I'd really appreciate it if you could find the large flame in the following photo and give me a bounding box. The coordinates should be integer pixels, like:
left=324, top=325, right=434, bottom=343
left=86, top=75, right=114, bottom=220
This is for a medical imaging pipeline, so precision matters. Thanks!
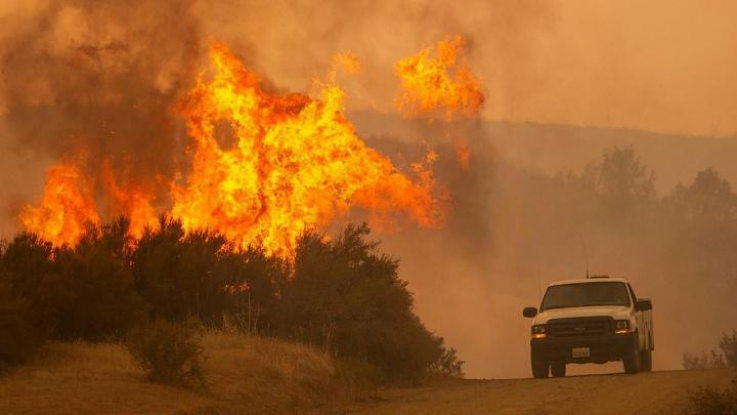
left=20, top=42, right=447, bottom=257
left=20, top=156, right=101, bottom=247
left=171, top=43, right=445, bottom=257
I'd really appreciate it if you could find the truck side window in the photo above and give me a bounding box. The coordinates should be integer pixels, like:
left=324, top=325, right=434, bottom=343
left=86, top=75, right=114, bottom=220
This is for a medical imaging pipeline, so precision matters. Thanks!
left=627, top=283, right=638, bottom=303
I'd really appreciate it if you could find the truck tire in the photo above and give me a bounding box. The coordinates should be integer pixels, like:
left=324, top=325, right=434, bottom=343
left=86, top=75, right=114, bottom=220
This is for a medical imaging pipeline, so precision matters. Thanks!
left=623, top=345, right=641, bottom=374
left=531, top=352, right=549, bottom=378
left=550, top=362, right=566, bottom=378
left=640, top=349, right=652, bottom=372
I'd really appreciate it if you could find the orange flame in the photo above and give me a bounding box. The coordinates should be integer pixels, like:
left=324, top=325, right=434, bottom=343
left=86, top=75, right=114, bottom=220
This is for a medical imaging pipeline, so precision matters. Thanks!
left=102, top=160, right=159, bottom=239
left=394, top=35, right=484, bottom=119
left=20, top=156, right=100, bottom=247
left=171, top=42, right=446, bottom=257
left=19, top=42, right=448, bottom=256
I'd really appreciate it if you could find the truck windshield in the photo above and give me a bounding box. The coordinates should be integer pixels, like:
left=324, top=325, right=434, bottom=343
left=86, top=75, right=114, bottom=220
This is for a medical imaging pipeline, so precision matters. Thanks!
left=540, top=282, right=630, bottom=311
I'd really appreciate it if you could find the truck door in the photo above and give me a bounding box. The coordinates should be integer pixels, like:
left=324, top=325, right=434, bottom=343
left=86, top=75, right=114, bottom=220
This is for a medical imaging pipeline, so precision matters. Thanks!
left=628, top=283, right=647, bottom=349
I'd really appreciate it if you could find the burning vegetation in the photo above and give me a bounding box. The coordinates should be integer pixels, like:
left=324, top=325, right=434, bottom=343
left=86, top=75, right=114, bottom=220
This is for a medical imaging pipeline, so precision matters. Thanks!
left=1, top=31, right=470, bottom=387
left=18, top=42, right=452, bottom=256
left=1, top=1, right=476, bottom=386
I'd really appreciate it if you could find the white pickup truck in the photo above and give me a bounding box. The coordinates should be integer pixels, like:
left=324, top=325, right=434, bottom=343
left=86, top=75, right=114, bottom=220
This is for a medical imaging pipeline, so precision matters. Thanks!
left=522, top=276, right=653, bottom=378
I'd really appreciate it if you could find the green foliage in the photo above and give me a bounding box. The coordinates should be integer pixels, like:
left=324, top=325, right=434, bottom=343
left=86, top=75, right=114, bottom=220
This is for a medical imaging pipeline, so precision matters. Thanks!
left=1, top=217, right=459, bottom=383
left=126, top=318, right=205, bottom=389
left=133, top=217, right=284, bottom=327
left=685, top=377, right=737, bottom=415
left=274, top=223, right=458, bottom=382
left=428, top=345, right=465, bottom=378
left=0, top=235, right=52, bottom=367
left=1, top=233, right=54, bottom=300
left=0, top=286, right=44, bottom=369
left=37, top=220, right=145, bottom=341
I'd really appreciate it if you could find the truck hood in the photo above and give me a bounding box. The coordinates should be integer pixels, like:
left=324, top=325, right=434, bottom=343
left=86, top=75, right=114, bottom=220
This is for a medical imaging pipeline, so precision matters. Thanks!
left=533, top=305, right=632, bottom=325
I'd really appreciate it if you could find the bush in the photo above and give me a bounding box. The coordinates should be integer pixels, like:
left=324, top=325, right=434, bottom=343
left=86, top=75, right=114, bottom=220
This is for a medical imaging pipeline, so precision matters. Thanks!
left=0, top=290, right=44, bottom=369
left=274, top=223, right=462, bottom=383
left=683, top=329, right=737, bottom=370
left=683, top=351, right=726, bottom=370
left=3, top=217, right=461, bottom=385
left=686, top=376, right=737, bottom=414
left=0, top=236, right=49, bottom=368
left=36, top=222, right=145, bottom=341
left=428, top=344, right=465, bottom=378
left=719, top=330, right=737, bottom=367
left=126, top=319, right=205, bottom=389
left=133, top=217, right=283, bottom=327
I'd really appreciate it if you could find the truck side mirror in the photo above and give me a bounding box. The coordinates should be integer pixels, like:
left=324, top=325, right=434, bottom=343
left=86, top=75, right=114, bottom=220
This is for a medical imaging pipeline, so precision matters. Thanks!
left=636, top=299, right=652, bottom=311
left=523, top=307, right=538, bottom=318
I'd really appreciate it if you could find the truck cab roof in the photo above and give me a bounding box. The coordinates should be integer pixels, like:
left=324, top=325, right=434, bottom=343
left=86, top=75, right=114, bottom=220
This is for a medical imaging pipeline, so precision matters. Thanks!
left=548, top=277, right=629, bottom=287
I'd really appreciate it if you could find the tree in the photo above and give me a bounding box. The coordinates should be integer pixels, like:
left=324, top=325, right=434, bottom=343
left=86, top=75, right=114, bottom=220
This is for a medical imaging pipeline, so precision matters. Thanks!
left=37, top=220, right=145, bottom=341
left=132, top=216, right=281, bottom=326
left=0, top=233, right=54, bottom=300
left=665, top=168, right=737, bottom=223
left=582, top=146, right=656, bottom=212
left=0, top=242, right=45, bottom=367
left=274, top=223, right=456, bottom=382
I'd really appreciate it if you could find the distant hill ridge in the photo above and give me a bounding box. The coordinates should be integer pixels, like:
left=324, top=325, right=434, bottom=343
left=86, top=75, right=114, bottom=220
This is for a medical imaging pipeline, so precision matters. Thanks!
left=352, top=111, right=737, bottom=194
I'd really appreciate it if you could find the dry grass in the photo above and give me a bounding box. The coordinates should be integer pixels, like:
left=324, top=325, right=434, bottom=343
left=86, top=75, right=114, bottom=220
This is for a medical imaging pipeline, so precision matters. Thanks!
left=0, top=330, right=353, bottom=414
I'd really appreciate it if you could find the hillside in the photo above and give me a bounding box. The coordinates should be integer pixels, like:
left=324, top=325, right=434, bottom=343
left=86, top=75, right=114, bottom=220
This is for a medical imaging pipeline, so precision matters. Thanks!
left=353, top=111, right=737, bottom=194
left=0, top=331, right=352, bottom=414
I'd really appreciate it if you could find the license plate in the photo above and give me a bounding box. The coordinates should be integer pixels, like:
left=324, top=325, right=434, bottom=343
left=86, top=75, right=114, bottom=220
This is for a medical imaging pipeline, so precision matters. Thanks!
left=572, top=347, right=590, bottom=358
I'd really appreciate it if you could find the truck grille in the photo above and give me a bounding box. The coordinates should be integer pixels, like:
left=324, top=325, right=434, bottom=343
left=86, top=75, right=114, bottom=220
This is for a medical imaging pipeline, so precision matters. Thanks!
left=547, top=317, right=612, bottom=338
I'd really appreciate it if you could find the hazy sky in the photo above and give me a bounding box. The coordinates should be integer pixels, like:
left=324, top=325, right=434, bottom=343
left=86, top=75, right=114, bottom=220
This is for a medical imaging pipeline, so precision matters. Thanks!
left=193, top=0, right=737, bottom=137
left=2, top=0, right=737, bottom=137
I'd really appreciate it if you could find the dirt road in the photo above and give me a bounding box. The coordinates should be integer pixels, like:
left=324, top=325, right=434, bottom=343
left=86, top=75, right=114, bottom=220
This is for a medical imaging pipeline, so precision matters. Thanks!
left=354, top=368, right=736, bottom=414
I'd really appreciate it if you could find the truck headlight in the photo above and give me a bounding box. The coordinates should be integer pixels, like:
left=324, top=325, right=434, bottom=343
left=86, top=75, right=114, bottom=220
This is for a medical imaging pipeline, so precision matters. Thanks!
left=531, top=324, right=547, bottom=339
left=614, top=320, right=633, bottom=334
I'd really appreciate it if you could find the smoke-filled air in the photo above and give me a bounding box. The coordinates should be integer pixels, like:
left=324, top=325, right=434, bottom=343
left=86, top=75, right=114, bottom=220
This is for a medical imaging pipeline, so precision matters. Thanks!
left=1, top=1, right=737, bottom=404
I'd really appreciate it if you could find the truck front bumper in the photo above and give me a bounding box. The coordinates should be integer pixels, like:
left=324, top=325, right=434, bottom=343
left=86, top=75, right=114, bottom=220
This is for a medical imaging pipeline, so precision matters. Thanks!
left=531, top=332, right=637, bottom=364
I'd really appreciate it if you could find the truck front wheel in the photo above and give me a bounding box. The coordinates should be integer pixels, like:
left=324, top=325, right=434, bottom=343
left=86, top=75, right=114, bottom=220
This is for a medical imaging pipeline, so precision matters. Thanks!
left=623, top=345, right=641, bottom=374
left=531, top=352, right=549, bottom=378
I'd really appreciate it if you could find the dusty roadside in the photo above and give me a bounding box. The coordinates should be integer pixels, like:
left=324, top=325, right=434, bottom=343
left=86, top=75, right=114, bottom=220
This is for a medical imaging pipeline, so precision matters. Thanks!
left=352, top=368, right=737, bottom=414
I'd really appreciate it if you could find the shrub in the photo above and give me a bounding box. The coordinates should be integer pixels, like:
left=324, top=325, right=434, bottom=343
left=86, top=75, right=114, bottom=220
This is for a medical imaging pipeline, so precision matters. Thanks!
left=0, top=235, right=49, bottom=368
left=683, top=351, right=726, bottom=370
left=428, top=344, right=465, bottom=378
left=719, top=330, right=737, bottom=367
left=274, top=223, right=462, bottom=383
left=683, top=329, right=737, bottom=370
left=133, top=217, right=282, bottom=327
left=0, top=233, right=54, bottom=300
left=0, top=289, right=44, bottom=369
left=36, top=222, right=145, bottom=341
left=126, top=318, right=205, bottom=389
left=686, top=376, right=737, bottom=415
